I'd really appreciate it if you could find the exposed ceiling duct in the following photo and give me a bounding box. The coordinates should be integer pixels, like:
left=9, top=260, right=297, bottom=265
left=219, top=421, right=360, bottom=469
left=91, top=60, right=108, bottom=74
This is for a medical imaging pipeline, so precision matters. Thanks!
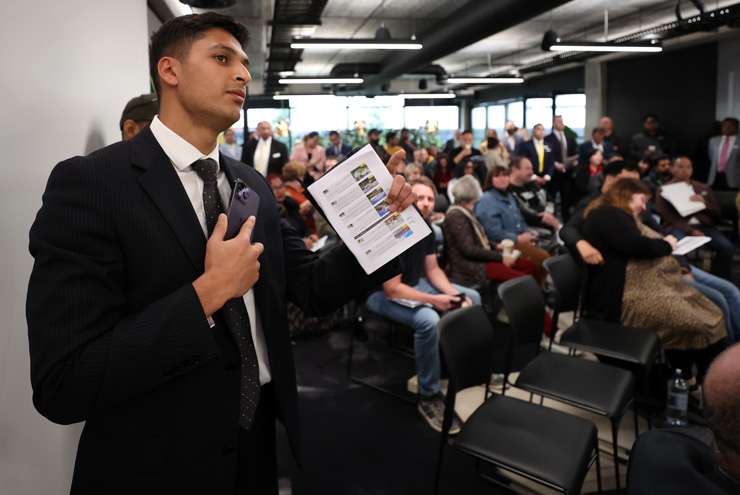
left=516, top=1, right=740, bottom=76
left=360, top=0, right=573, bottom=92
left=264, top=0, right=329, bottom=94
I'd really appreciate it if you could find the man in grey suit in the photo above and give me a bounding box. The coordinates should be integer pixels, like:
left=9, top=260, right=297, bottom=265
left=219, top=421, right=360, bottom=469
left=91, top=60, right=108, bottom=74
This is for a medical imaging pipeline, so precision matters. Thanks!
left=708, top=117, right=739, bottom=190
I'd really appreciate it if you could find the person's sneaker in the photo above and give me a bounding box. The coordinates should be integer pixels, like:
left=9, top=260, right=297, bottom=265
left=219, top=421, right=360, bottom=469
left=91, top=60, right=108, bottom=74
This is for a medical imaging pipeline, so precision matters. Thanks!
left=418, top=393, right=461, bottom=435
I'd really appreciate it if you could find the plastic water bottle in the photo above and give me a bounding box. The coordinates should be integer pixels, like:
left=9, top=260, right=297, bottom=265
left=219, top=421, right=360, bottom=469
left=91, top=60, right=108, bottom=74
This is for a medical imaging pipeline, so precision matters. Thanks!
left=665, top=369, right=689, bottom=426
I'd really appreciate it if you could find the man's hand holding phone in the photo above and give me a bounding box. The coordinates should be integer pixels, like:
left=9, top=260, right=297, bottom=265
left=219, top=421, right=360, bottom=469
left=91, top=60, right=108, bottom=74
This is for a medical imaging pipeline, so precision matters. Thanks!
left=193, top=214, right=264, bottom=318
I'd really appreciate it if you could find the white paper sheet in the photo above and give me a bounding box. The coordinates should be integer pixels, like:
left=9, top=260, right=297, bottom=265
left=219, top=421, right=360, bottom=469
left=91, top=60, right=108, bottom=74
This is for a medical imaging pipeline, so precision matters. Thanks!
left=660, top=182, right=706, bottom=217
left=309, top=235, right=328, bottom=253
left=672, top=236, right=711, bottom=256
left=307, top=144, right=432, bottom=274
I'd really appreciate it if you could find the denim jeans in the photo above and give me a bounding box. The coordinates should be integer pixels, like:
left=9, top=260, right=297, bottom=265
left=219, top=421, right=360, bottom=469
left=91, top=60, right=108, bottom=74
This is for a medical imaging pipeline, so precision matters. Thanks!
left=686, top=266, right=740, bottom=343
left=366, top=278, right=481, bottom=397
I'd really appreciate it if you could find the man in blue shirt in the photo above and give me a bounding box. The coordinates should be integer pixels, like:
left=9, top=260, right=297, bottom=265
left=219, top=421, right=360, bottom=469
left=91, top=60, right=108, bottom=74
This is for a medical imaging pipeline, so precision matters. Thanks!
left=475, top=162, right=550, bottom=282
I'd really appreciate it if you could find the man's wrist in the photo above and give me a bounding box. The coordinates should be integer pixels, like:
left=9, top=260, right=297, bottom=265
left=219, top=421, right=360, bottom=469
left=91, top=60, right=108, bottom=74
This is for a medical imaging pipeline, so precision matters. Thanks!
left=192, top=273, right=227, bottom=318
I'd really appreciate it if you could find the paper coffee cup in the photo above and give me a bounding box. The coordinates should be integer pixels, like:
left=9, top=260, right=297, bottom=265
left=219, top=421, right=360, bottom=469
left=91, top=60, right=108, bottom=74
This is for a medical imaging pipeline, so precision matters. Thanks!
left=501, top=239, right=514, bottom=255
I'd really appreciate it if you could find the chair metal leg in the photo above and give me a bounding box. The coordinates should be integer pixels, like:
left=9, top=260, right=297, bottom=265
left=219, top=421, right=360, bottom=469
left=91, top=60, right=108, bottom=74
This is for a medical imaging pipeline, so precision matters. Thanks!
left=633, top=397, right=640, bottom=439
left=433, top=431, right=447, bottom=495
left=612, top=420, right=621, bottom=492
left=595, top=447, right=603, bottom=494
left=528, top=392, right=534, bottom=403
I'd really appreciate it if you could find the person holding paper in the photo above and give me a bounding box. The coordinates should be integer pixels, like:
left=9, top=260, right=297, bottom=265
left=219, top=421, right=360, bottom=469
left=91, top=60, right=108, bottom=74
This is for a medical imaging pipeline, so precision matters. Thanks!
left=656, top=156, right=733, bottom=280
left=366, top=177, right=481, bottom=434
left=26, top=12, right=416, bottom=493
left=583, top=179, right=726, bottom=385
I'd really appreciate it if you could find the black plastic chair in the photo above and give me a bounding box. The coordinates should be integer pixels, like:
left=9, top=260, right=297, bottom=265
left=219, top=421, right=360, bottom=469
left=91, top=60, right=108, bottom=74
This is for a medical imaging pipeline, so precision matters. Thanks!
left=346, top=304, right=417, bottom=404
left=543, top=254, right=661, bottom=369
left=498, top=276, right=635, bottom=491
left=545, top=254, right=662, bottom=431
left=434, top=306, right=602, bottom=495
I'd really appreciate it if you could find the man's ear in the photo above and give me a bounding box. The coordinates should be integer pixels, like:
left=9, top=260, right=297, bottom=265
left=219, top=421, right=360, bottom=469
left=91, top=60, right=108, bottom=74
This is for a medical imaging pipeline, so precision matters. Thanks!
left=122, top=120, right=140, bottom=141
left=157, top=56, right=180, bottom=89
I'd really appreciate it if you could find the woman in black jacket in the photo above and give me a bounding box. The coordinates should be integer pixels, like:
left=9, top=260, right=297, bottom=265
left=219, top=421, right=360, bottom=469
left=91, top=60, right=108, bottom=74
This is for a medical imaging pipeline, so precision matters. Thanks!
left=583, top=178, right=726, bottom=382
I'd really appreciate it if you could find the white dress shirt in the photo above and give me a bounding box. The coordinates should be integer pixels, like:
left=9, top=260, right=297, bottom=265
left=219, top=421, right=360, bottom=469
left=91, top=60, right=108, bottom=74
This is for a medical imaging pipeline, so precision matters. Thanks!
left=149, top=116, right=271, bottom=385
left=254, top=137, right=271, bottom=176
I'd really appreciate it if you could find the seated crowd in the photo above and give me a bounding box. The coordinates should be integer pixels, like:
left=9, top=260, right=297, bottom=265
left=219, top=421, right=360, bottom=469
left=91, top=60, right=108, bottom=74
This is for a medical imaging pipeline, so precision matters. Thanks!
left=232, top=115, right=740, bottom=490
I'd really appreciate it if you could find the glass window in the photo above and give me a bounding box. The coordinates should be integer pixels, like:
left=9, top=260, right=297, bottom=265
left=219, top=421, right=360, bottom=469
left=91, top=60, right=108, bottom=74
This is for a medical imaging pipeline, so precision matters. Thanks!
left=555, top=93, right=586, bottom=141
left=404, top=105, right=459, bottom=147
left=487, top=105, right=506, bottom=138
left=245, top=108, right=291, bottom=146
left=506, top=100, right=524, bottom=129
left=525, top=97, right=553, bottom=132
left=471, top=106, right=487, bottom=147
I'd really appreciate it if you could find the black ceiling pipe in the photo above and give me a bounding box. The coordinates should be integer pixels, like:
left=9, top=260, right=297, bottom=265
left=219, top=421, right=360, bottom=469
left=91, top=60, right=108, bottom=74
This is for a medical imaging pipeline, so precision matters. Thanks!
left=362, top=0, right=572, bottom=91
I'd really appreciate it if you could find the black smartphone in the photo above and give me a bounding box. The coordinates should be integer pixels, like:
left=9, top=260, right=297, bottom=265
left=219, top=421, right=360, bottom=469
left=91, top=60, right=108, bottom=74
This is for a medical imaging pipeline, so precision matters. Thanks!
left=448, top=294, right=464, bottom=310
left=225, top=179, right=260, bottom=240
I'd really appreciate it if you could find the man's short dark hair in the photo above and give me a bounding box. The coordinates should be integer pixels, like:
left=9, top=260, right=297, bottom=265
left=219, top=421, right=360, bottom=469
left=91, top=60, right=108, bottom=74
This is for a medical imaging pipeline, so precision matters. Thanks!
left=329, top=130, right=339, bottom=137
left=592, top=127, right=605, bottom=135
left=509, top=156, right=527, bottom=170
left=149, top=12, right=248, bottom=95
left=385, top=131, right=397, bottom=142
left=643, top=114, right=658, bottom=123
left=723, top=117, right=739, bottom=127
left=461, top=129, right=473, bottom=135
left=604, top=160, right=639, bottom=177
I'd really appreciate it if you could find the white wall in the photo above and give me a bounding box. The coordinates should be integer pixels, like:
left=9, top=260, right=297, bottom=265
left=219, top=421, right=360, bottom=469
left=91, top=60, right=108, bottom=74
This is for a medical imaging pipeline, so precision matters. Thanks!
left=0, top=1, right=150, bottom=493
left=716, top=34, right=740, bottom=120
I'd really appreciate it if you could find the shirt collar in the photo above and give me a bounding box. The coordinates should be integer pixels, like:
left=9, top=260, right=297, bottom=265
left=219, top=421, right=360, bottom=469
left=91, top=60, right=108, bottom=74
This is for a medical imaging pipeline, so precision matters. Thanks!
left=149, top=115, right=220, bottom=173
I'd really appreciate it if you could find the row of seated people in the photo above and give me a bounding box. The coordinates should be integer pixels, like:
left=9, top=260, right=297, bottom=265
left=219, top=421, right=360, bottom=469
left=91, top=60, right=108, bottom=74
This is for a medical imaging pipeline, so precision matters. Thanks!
left=270, top=151, right=740, bottom=434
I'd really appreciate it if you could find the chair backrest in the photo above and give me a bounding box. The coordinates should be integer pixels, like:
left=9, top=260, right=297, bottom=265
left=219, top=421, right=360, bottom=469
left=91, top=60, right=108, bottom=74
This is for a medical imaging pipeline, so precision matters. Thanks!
left=543, top=254, right=583, bottom=314
left=438, top=306, right=494, bottom=396
left=497, top=276, right=544, bottom=363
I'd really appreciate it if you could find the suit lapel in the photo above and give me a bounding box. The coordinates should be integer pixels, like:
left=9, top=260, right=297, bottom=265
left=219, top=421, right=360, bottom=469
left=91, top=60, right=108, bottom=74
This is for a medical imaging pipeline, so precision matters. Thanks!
left=132, top=128, right=206, bottom=273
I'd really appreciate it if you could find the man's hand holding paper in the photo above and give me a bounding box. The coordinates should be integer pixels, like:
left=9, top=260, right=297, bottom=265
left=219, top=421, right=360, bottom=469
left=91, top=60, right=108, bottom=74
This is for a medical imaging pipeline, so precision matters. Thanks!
left=307, top=145, right=432, bottom=274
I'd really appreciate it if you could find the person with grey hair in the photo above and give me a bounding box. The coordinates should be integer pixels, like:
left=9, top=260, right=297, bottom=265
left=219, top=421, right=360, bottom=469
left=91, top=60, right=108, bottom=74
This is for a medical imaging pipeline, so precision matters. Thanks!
left=442, top=175, right=537, bottom=288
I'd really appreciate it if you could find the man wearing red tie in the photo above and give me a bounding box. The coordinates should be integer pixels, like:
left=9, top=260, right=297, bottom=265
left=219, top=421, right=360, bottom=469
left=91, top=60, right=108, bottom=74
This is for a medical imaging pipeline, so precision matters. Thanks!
left=709, top=117, right=739, bottom=190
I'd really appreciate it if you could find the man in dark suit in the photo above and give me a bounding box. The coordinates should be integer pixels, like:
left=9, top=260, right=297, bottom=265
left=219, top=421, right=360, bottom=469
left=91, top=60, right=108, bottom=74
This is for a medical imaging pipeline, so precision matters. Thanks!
left=325, top=130, right=352, bottom=160
left=578, top=126, right=613, bottom=166
left=517, top=123, right=555, bottom=186
left=26, top=13, right=413, bottom=494
left=545, top=115, right=579, bottom=219
left=241, top=120, right=288, bottom=176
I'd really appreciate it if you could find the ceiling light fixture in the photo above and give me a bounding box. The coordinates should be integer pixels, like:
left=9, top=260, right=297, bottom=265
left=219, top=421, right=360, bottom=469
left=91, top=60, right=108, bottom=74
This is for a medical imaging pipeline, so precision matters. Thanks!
left=290, top=39, right=422, bottom=50
left=278, top=77, right=364, bottom=85
left=446, top=77, right=524, bottom=84
left=401, top=93, right=456, bottom=100
left=273, top=94, right=336, bottom=100
left=541, top=29, right=663, bottom=53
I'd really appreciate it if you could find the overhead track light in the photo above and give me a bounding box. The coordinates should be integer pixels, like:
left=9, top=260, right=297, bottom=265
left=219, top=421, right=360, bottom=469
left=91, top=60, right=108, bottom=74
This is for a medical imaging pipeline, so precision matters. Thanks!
left=278, top=77, right=364, bottom=85
left=446, top=77, right=524, bottom=84
left=290, top=39, right=422, bottom=50
left=401, top=93, right=456, bottom=100
left=541, top=29, right=663, bottom=53
left=273, top=94, right=336, bottom=100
